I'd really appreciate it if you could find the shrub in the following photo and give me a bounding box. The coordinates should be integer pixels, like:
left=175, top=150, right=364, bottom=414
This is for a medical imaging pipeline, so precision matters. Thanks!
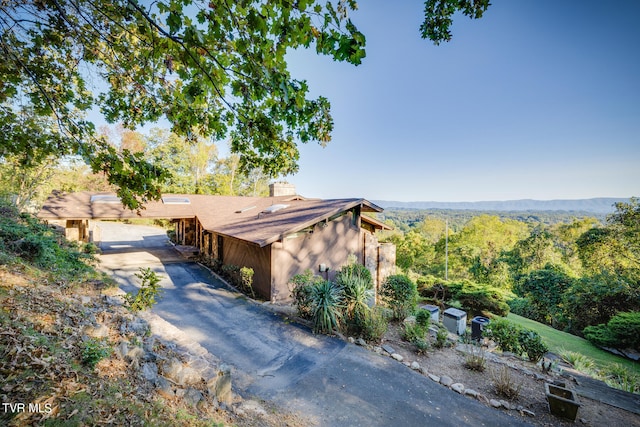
left=558, top=349, right=597, bottom=375
left=603, top=363, right=640, bottom=394
left=360, top=306, right=389, bottom=343
left=221, top=264, right=256, bottom=297
left=584, top=311, right=640, bottom=351
left=420, top=279, right=510, bottom=317
left=491, top=365, right=522, bottom=400
left=507, top=297, right=542, bottom=321
left=239, top=266, right=255, bottom=297
left=310, top=281, right=343, bottom=334
left=402, top=322, right=429, bottom=353
left=337, top=262, right=374, bottom=330
left=518, top=330, right=548, bottom=363
left=335, top=262, right=373, bottom=290
left=433, top=324, right=449, bottom=349
left=457, top=288, right=510, bottom=317
left=485, top=317, right=522, bottom=354
left=415, top=308, right=432, bottom=328
left=464, top=341, right=487, bottom=372
left=380, top=274, right=418, bottom=320
left=124, top=268, right=163, bottom=312
left=289, top=270, right=324, bottom=319
left=82, top=338, right=112, bottom=368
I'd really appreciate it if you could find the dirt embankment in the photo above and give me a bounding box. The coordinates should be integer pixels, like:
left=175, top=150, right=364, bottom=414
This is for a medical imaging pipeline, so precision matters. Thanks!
left=0, top=266, right=308, bottom=426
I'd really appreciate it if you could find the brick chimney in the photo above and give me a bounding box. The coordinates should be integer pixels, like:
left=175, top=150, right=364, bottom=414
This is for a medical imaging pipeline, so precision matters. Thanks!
left=269, top=182, right=296, bottom=197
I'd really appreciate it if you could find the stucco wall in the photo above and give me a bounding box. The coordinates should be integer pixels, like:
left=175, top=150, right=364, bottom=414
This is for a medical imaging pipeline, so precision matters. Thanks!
left=270, top=213, right=361, bottom=302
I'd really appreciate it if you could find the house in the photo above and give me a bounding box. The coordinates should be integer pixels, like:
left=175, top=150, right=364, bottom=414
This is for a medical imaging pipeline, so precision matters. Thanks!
left=37, top=184, right=396, bottom=301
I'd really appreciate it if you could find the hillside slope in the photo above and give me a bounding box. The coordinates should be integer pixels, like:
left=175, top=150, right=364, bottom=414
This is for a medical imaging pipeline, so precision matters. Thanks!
left=373, top=197, right=629, bottom=214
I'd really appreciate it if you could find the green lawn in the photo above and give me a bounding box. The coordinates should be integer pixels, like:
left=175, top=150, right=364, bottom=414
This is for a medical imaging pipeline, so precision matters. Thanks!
left=507, top=313, right=640, bottom=376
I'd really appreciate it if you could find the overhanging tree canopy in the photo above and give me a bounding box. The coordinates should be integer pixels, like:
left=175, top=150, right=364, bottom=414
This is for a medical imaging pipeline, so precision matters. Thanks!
left=1, top=0, right=488, bottom=209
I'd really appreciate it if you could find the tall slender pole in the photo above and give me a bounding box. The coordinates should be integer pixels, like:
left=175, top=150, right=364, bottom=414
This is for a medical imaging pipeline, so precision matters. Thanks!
left=445, top=219, right=449, bottom=281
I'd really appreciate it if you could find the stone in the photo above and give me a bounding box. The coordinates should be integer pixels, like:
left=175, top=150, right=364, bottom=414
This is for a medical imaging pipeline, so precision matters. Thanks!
left=382, top=345, right=395, bottom=355
left=162, top=358, right=185, bottom=384
left=410, top=361, right=420, bottom=370
left=355, top=338, right=367, bottom=347
left=115, top=341, right=129, bottom=359
left=373, top=346, right=383, bottom=354
left=142, top=362, right=158, bottom=382
left=428, top=374, right=440, bottom=383
left=84, top=323, right=109, bottom=338
left=179, top=366, right=203, bottom=386
left=237, top=400, right=267, bottom=417
left=80, top=295, right=92, bottom=305
left=126, top=346, right=145, bottom=363
left=348, top=337, right=355, bottom=344
left=129, top=318, right=148, bottom=335
left=439, top=375, right=453, bottom=387
left=521, top=409, right=535, bottom=417
left=214, top=364, right=232, bottom=405
left=490, top=399, right=502, bottom=408
left=419, top=367, right=429, bottom=376
left=143, top=337, right=156, bottom=353
left=154, top=376, right=174, bottom=398
left=451, top=383, right=465, bottom=394
left=391, top=353, right=404, bottom=362
left=183, top=388, right=203, bottom=406
left=464, top=389, right=478, bottom=398
left=499, top=400, right=512, bottom=410
left=476, top=394, right=489, bottom=404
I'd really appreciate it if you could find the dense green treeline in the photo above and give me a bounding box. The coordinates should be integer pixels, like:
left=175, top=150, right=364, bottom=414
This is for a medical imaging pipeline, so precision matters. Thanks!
left=379, top=200, right=640, bottom=353
left=0, top=126, right=271, bottom=210
left=378, top=208, right=607, bottom=232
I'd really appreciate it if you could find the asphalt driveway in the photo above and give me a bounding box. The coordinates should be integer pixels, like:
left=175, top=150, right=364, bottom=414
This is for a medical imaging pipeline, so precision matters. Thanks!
left=97, top=222, right=530, bottom=426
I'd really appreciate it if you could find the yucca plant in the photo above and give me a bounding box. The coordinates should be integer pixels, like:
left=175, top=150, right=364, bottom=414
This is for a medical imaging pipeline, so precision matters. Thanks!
left=310, top=280, right=343, bottom=334
left=336, top=263, right=374, bottom=328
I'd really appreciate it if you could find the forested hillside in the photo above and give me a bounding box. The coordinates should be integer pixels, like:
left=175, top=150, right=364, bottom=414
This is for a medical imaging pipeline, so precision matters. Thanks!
left=374, top=198, right=627, bottom=214
left=377, top=208, right=607, bottom=233
left=377, top=198, right=640, bottom=360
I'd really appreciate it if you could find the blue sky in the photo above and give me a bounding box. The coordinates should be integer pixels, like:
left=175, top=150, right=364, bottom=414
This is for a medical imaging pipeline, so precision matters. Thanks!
left=283, top=1, right=640, bottom=202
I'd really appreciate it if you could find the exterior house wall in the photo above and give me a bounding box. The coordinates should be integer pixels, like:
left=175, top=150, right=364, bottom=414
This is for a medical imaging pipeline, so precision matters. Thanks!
left=175, top=218, right=197, bottom=246
left=378, top=242, right=396, bottom=287
left=65, top=219, right=89, bottom=242
left=219, top=236, right=272, bottom=299
left=363, top=230, right=379, bottom=288
left=270, top=213, right=362, bottom=302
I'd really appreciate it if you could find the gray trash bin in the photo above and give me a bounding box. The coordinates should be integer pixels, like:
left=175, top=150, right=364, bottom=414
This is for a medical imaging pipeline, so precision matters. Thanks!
left=443, top=308, right=467, bottom=335
left=471, top=316, right=490, bottom=340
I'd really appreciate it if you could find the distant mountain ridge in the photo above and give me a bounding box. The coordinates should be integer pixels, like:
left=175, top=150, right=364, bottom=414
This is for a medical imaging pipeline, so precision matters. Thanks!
left=372, top=198, right=630, bottom=214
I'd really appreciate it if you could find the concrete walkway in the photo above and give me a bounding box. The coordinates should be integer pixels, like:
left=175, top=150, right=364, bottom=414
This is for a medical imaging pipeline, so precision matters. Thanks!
left=97, top=222, right=531, bottom=426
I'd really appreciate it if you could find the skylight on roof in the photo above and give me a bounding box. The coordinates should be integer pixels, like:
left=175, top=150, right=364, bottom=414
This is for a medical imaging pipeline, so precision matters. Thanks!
left=236, top=205, right=256, bottom=213
left=162, top=196, right=190, bottom=205
left=262, top=204, right=289, bottom=214
left=90, top=195, right=121, bottom=204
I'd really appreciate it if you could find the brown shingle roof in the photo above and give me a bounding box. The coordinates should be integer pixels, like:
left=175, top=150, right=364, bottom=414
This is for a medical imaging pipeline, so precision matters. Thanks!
left=38, top=191, right=385, bottom=247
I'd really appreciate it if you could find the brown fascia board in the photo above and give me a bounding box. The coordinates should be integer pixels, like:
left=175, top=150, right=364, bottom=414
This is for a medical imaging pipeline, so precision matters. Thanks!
left=361, top=214, right=393, bottom=231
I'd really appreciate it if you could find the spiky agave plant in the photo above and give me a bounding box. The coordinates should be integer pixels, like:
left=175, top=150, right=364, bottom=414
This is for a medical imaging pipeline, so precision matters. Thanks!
left=336, top=263, right=374, bottom=327
left=310, top=280, right=344, bottom=334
